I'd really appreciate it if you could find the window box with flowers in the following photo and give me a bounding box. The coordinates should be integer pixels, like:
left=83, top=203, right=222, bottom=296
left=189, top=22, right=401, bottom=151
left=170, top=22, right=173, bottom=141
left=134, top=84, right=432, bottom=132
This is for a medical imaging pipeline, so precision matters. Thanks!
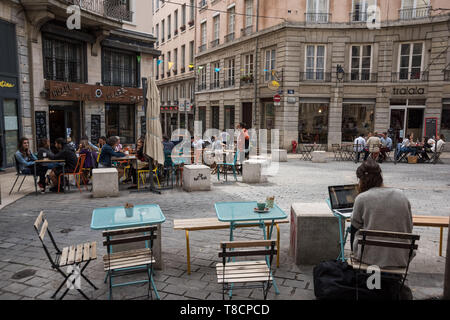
left=240, top=74, right=254, bottom=84
left=180, top=25, right=186, bottom=31
left=188, top=20, right=194, bottom=27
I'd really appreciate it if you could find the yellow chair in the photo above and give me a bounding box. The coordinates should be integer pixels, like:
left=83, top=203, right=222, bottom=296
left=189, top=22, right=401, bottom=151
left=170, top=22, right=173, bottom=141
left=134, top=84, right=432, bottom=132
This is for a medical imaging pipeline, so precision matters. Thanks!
left=137, top=167, right=160, bottom=190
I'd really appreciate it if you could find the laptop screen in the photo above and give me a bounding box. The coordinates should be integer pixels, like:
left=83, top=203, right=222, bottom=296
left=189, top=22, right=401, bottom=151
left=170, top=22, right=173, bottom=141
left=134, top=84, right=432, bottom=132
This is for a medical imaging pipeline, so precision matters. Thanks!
left=328, top=184, right=358, bottom=210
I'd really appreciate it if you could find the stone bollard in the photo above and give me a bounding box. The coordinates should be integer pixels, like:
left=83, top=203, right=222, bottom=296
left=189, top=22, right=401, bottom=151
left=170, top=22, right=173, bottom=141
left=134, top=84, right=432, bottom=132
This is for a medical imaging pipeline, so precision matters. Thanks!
left=290, top=203, right=341, bottom=265
left=311, top=151, right=327, bottom=163
left=271, top=149, right=288, bottom=162
left=92, top=168, right=119, bottom=198
left=183, top=165, right=211, bottom=192
left=243, top=160, right=268, bottom=183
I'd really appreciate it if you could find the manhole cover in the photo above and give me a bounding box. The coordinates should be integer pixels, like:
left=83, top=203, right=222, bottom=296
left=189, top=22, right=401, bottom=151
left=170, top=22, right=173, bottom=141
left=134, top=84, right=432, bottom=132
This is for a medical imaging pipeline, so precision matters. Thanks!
left=12, top=269, right=36, bottom=280
left=60, top=228, right=73, bottom=234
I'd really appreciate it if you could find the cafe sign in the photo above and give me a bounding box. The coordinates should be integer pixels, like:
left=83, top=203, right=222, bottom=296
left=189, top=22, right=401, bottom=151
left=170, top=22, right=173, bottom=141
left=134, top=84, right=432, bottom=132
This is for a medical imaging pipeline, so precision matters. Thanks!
left=392, top=86, right=426, bottom=95
left=45, top=80, right=144, bottom=103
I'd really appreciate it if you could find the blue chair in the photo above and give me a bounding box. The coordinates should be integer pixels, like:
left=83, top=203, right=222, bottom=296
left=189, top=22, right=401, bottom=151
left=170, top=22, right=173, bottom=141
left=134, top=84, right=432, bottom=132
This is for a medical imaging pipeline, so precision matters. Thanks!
left=217, top=150, right=239, bottom=182
left=9, top=155, right=36, bottom=195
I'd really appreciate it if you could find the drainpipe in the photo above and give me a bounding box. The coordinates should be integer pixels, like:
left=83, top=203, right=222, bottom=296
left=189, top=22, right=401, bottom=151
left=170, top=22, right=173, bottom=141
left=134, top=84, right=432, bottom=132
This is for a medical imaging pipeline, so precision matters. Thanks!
left=253, top=0, right=259, bottom=129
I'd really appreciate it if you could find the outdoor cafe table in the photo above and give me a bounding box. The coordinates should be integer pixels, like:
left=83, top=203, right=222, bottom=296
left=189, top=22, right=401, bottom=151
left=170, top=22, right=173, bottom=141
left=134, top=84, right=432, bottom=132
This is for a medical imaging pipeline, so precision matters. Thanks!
left=112, top=154, right=137, bottom=182
left=214, top=201, right=288, bottom=295
left=33, top=159, right=65, bottom=195
left=90, top=204, right=166, bottom=299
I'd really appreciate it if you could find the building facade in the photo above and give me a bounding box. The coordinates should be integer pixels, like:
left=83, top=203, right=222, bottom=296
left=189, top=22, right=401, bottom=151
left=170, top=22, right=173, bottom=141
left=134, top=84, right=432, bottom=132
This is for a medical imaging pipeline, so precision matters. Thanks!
left=0, top=0, right=160, bottom=168
left=194, top=0, right=450, bottom=150
left=153, top=0, right=196, bottom=137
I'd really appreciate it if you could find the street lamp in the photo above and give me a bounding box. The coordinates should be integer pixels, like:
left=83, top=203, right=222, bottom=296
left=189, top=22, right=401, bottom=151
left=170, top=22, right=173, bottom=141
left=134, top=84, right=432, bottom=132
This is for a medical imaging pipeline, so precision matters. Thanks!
left=336, top=64, right=345, bottom=82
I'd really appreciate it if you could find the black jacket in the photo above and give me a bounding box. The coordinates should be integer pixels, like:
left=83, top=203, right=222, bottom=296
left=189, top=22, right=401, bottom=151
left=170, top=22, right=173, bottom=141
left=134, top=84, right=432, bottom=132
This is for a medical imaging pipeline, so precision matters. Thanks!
left=51, top=145, right=78, bottom=172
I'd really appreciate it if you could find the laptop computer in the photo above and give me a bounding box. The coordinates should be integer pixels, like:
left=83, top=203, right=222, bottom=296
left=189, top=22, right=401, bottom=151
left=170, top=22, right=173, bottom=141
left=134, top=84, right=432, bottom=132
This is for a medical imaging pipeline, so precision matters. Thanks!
left=328, top=184, right=358, bottom=218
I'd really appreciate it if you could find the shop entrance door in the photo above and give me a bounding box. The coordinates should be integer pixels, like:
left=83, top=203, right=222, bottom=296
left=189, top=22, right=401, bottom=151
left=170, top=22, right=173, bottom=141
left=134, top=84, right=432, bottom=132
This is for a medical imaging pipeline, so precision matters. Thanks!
left=389, top=106, right=424, bottom=141
left=49, top=105, right=80, bottom=145
left=242, top=102, right=252, bottom=129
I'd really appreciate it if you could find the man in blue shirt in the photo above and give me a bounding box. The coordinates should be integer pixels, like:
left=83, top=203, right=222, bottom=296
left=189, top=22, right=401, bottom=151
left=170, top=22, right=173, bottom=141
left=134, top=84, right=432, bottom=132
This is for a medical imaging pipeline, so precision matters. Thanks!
left=379, top=132, right=393, bottom=162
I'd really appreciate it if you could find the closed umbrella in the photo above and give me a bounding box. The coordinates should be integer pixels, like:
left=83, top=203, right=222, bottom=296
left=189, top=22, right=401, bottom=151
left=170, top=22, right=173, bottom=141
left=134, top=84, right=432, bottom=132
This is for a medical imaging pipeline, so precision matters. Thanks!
left=144, top=77, right=164, bottom=165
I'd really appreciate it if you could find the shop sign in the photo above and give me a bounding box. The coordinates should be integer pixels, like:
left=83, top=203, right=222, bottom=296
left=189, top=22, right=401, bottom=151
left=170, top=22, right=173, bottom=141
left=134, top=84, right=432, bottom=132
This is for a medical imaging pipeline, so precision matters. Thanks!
left=392, top=87, right=425, bottom=95
left=0, top=77, right=18, bottom=94
left=45, top=80, right=144, bottom=103
left=0, top=80, right=15, bottom=88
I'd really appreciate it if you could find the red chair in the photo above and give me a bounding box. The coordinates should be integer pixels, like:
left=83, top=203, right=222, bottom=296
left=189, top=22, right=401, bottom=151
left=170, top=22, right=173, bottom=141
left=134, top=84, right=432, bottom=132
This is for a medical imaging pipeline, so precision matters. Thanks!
left=58, top=154, right=88, bottom=193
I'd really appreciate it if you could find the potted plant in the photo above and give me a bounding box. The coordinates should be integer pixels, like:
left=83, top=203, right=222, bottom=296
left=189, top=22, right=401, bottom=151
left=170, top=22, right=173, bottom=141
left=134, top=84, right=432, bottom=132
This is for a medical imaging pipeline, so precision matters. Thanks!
left=180, top=25, right=186, bottom=31
left=188, top=20, right=194, bottom=27
left=124, top=203, right=134, bottom=217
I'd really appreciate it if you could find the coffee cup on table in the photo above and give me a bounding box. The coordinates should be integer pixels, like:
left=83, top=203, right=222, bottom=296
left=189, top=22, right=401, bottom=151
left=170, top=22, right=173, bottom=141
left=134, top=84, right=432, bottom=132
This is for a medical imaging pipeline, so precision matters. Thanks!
left=257, top=202, right=266, bottom=211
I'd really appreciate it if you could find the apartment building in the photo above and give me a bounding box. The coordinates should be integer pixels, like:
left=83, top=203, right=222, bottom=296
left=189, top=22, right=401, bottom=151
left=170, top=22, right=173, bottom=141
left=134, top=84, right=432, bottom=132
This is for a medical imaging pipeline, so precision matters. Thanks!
left=194, top=0, right=450, bottom=150
left=0, top=0, right=160, bottom=167
left=153, top=0, right=196, bottom=137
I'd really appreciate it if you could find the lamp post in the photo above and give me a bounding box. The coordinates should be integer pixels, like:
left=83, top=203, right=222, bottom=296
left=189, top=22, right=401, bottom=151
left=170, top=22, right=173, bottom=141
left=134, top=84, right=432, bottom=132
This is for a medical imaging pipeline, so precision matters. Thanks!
left=336, top=64, right=345, bottom=82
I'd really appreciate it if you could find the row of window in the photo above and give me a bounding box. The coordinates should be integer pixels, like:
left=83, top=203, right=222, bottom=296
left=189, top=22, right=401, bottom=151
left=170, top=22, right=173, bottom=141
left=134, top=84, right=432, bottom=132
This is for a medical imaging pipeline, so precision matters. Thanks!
left=43, top=34, right=139, bottom=87
left=159, top=82, right=195, bottom=105
left=197, top=42, right=428, bottom=89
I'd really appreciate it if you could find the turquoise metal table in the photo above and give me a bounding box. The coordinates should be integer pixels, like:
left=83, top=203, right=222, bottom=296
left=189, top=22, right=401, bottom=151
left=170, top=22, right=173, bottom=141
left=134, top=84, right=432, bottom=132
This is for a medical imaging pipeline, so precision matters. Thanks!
left=91, top=204, right=166, bottom=299
left=214, top=201, right=288, bottom=296
left=326, top=198, right=352, bottom=262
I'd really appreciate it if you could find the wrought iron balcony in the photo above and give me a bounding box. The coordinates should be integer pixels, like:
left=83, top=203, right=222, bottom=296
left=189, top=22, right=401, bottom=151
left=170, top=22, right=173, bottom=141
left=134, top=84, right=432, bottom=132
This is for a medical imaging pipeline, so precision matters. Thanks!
left=299, top=72, right=331, bottom=82
left=199, top=0, right=207, bottom=8
left=224, top=79, right=235, bottom=88
left=241, top=26, right=253, bottom=37
left=65, top=0, right=133, bottom=21
left=399, top=6, right=431, bottom=20
left=181, top=67, right=186, bottom=73
left=349, top=11, right=368, bottom=23
left=240, top=75, right=254, bottom=85
left=344, top=72, right=378, bottom=83
left=210, top=39, right=219, bottom=48
left=391, top=71, right=429, bottom=82
left=224, top=32, right=235, bottom=43
left=210, top=81, right=221, bottom=89
left=198, top=44, right=207, bottom=53
left=305, top=12, right=331, bottom=23
left=198, top=83, right=207, bottom=91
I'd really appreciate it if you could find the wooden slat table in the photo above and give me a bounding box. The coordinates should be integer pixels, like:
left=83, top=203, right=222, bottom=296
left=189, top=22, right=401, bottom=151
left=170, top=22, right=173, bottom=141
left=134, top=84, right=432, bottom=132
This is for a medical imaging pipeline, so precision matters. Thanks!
left=413, top=215, right=449, bottom=256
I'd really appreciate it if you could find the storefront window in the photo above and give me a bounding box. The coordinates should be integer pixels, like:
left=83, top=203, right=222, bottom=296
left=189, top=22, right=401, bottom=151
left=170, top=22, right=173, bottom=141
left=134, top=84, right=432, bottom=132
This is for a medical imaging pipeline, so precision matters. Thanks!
left=298, top=103, right=328, bottom=144
left=3, top=99, right=19, bottom=167
left=442, top=104, right=450, bottom=139
left=342, top=104, right=375, bottom=142
left=105, top=104, right=135, bottom=144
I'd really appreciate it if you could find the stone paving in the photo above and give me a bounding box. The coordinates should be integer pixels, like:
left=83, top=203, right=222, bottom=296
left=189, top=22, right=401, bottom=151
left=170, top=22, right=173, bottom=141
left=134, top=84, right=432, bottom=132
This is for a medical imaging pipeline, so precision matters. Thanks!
left=0, top=158, right=448, bottom=300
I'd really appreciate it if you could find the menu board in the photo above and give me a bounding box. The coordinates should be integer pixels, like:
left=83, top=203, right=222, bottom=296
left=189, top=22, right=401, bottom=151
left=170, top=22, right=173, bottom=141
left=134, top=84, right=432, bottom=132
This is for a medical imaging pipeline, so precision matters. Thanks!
left=425, top=117, right=437, bottom=139
left=90, top=115, right=101, bottom=144
left=141, top=116, right=146, bottom=136
left=35, top=111, right=47, bottom=140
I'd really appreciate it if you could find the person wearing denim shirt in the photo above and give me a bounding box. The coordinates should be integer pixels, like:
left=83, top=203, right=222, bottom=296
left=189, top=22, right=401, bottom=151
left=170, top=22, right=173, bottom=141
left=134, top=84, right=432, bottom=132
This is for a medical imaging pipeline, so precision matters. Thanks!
left=15, top=137, right=47, bottom=192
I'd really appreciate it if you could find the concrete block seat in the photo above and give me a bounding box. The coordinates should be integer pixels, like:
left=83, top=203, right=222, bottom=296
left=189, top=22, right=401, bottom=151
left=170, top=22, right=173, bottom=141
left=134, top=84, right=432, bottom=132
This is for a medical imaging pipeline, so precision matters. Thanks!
left=311, top=151, right=328, bottom=163
left=289, top=203, right=341, bottom=265
left=92, top=168, right=119, bottom=198
left=183, top=165, right=211, bottom=192
left=271, top=149, right=288, bottom=162
left=242, top=159, right=269, bottom=183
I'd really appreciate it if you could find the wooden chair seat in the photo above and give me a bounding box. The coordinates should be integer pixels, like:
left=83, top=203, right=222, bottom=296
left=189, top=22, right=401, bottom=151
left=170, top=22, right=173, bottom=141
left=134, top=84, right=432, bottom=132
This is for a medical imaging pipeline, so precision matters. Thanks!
left=216, top=260, right=272, bottom=283
left=348, top=255, right=406, bottom=275
left=103, top=248, right=155, bottom=271
left=59, top=242, right=97, bottom=267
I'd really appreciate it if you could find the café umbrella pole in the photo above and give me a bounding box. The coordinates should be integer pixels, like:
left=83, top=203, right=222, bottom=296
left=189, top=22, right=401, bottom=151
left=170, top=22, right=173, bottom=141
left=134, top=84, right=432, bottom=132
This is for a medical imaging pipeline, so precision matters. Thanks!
left=131, top=77, right=161, bottom=194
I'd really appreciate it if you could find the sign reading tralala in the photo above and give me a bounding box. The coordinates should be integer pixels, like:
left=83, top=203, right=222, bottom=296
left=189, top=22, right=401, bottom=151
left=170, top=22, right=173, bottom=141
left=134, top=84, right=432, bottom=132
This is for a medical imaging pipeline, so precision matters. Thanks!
left=392, top=87, right=426, bottom=95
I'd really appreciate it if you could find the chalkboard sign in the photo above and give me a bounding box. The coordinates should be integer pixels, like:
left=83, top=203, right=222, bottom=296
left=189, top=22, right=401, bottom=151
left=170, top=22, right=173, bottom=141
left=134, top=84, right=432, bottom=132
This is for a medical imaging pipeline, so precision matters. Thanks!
left=35, top=111, right=47, bottom=140
left=425, top=117, right=438, bottom=139
left=141, top=116, right=146, bottom=136
left=90, top=115, right=101, bottom=144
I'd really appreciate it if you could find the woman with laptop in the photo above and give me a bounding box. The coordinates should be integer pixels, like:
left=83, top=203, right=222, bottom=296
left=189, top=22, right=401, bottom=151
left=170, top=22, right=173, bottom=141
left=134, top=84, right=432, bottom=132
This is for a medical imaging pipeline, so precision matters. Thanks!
left=350, top=159, right=414, bottom=268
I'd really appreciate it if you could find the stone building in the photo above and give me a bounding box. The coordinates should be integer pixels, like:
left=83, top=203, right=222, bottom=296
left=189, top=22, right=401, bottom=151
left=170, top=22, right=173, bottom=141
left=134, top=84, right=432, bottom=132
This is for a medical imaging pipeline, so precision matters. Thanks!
left=194, top=0, right=450, bottom=150
left=0, top=0, right=160, bottom=167
left=152, top=0, right=196, bottom=137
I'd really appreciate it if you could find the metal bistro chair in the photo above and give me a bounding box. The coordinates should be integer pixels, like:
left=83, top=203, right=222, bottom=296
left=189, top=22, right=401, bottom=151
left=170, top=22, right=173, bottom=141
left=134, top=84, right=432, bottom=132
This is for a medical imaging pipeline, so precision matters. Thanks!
left=349, top=229, right=420, bottom=300
left=332, top=144, right=343, bottom=161
left=57, top=154, right=87, bottom=193
left=431, top=143, right=445, bottom=164
left=33, top=211, right=98, bottom=300
left=216, top=240, right=277, bottom=300
left=217, top=150, right=239, bottom=182
left=9, top=155, right=36, bottom=195
left=103, top=226, right=159, bottom=300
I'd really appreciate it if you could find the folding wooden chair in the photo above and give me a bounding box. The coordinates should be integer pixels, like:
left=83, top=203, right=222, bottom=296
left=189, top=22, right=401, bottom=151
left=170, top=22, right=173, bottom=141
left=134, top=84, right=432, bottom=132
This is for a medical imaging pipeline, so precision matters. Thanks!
left=33, top=211, right=97, bottom=300
left=216, top=240, right=277, bottom=300
left=103, top=226, right=159, bottom=300
left=349, top=229, right=419, bottom=300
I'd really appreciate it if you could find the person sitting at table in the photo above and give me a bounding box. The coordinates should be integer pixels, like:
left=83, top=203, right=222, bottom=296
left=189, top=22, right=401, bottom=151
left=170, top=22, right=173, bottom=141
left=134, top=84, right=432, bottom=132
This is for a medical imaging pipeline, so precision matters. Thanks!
left=379, top=132, right=393, bottom=162
left=78, top=135, right=99, bottom=152
left=363, top=132, right=381, bottom=161
left=396, top=133, right=417, bottom=161
left=350, top=159, right=414, bottom=268
left=66, top=136, right=77, bottom=152
left=48, top=138, right=79, bottom=192
left=129, top=137, right=151, bottom=188
left=353, top=133, right=366, bottom=163
left=431, top=134, right=445, bottom=153
left=78, top=139, right=98, bottom=183
left=98, top=136, right=126, bottom=171
left=98, top=136, right=107, bottom=149
left=162, top=135, right=175, bottom=153
left=15, top=137, right=47, bottom=193
left=114, top=136, right=123, bottom=152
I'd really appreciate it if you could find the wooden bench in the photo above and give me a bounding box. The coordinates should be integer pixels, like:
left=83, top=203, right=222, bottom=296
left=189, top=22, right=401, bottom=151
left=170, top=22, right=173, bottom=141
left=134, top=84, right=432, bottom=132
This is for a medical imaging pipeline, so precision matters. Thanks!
left=173, top=217, right=289, bottom=274
left=413, top=215, right=449, bottom=257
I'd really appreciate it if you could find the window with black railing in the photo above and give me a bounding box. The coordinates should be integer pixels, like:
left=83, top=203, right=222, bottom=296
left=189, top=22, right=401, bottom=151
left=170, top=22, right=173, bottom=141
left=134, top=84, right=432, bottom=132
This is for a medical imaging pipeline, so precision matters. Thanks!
left=102, top=47, right=138, bottom=87
left=43, top=35, right=85, bottom=83
left=444, top=70, right=450, bottom=81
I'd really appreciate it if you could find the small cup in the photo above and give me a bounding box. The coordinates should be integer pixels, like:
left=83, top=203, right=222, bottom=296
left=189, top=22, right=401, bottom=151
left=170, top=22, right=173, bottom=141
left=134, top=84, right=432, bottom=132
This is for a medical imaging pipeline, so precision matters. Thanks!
left=257, top=202, right=266, bottom=211
left=125, top=207, right=134, bottom=217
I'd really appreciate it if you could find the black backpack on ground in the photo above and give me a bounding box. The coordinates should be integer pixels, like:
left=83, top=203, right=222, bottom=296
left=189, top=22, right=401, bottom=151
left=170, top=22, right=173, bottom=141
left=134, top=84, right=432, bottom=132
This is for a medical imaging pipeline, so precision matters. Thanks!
left=313, top=260, right=412, bottom=300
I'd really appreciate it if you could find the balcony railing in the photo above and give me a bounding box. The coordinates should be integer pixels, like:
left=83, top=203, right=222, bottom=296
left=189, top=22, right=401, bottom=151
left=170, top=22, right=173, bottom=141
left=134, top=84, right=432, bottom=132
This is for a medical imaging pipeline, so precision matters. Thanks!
left=174, top=29, right=178, bottom=36
left=65, top=0, right=133, bottom=21
left=399, top=6, right=431, bottom=20
left=299, top=72, right=332, bottom=82
left=241, top=25, right=253, bottom=37
left=391, top=71, right=429, bottom=82
left=198, top=83, right=207, bottom=91
left=180, top=25, right=186, bottom=32
left=173, top=69, right=178, bottom=75
left=199, top=0, right=207, bottom=8
left=305, top=12, right=331, bottom=23
left=444, top=70, right=450, bottom=81
left=349, top=11, right=368, bottom=23
left=224, top=32, right=235, bottom=43
left=198, top=44, right=207, bottom=53
left=344, top=72, right=378, bottom=83
left=210, top=39, right=219, bottom=48
left=240, top=75, right=254, bottom=85
left=224, top=79, right=235, bottom=88
left=210, top=81, right=221, bottom=89
left=181, top=67, right=186, bottom=73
